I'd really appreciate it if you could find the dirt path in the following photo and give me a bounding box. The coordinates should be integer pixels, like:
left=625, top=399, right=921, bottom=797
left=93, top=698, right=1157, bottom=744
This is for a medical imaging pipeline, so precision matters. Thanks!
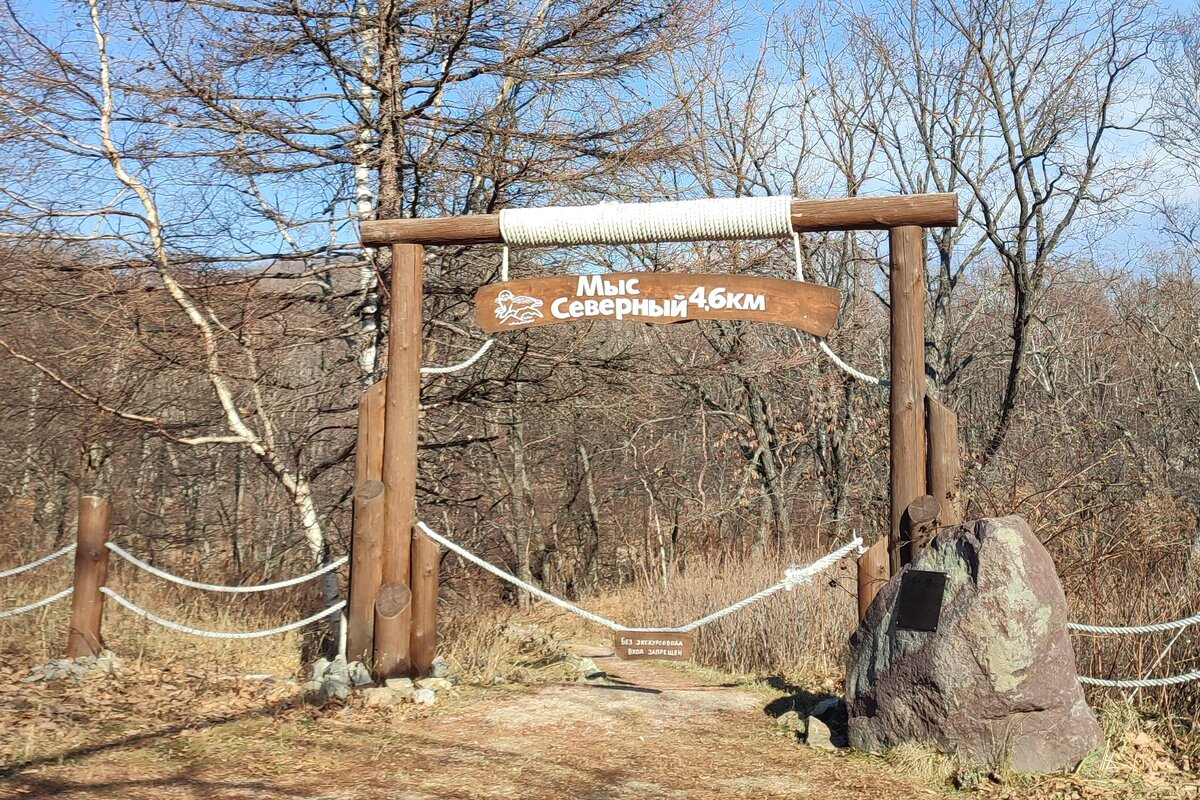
left=0, top=648, right=939, bottom=800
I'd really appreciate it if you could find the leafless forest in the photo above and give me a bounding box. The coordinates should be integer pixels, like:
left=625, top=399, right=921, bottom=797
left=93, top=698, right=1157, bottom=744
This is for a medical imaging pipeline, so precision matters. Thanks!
left=0, top=0, right=1197, bottom=707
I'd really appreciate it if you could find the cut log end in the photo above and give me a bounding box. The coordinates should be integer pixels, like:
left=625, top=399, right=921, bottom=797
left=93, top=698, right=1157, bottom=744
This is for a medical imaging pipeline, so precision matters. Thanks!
left=375, top=581, right=412, bottom=619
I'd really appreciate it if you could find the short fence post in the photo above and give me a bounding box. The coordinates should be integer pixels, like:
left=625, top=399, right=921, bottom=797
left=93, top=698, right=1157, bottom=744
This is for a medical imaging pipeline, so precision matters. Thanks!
left=410, top=527, right=439, bottom=676
left=65, top=495, right=111, bottom=658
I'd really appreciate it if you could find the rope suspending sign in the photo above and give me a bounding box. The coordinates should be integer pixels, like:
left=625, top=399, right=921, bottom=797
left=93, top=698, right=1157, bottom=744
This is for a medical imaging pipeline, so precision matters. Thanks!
left=416, top=520, right=863, bottom=634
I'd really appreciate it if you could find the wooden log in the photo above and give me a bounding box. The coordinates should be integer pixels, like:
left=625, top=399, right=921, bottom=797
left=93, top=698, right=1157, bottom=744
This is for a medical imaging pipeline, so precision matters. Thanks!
left=346, top=381, right=386, bottom=662
left=373, top=581, right=412, bottom=676
left=791, top=194, right=958, bottom=233
left=900, top=494, right=942, bottom=567
left=375, top=243, right=423, bottom=679
left=356, top=381, right=387, bottom=486
left=856, top=537, right=890, bottom=623
left=889, top=225, right=928, bottom=576
left=347, top=480, right=385, bottom=664
left=65, top=495, right=111, bottom=658
left=409, top=527, right=440, bottom=677
left=360, top=193, right=959, bottom=246
left=926, top=397, right=963, bottom=526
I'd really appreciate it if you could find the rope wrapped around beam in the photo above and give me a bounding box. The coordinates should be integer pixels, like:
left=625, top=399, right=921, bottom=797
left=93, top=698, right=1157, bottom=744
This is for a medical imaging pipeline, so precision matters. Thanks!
left=499, top=196, right=794, bottom=246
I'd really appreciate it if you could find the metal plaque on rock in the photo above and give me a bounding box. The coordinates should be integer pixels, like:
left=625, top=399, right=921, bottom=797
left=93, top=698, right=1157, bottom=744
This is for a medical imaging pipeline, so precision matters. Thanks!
left=895, top=570, right=947, bottom=632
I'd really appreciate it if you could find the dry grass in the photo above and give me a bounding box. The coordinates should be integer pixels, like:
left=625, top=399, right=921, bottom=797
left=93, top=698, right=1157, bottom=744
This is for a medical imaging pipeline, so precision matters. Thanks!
left=589, top=542, right=859, bottom=688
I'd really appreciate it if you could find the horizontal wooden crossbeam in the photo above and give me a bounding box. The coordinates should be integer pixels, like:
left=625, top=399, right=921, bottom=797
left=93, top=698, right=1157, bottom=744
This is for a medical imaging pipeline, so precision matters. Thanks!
left=360, top=193, right=959, bottom=246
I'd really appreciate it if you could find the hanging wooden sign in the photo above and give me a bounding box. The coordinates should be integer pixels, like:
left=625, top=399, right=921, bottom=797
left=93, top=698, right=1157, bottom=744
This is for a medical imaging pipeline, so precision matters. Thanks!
left=476, top=273, right=840, bottom=336
left=614, top=630, right=695, bottom=661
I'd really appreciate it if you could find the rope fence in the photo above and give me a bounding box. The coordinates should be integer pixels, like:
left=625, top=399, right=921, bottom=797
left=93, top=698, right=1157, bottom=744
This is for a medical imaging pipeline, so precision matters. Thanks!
left=106, top=542, right=347, bottom=593
left=1067, top=613, right=1200, bottom=636
left=0, top=587, right=73, bottom=619
left=6, top=524, right=1200, bottom=685
left=1077, top=670, right=1200, bottom=689
left=100, top=587, right=345, bottom=639
left=416, top=520, right=864, bottom=634
left=0, top=544, right=76, bottom=579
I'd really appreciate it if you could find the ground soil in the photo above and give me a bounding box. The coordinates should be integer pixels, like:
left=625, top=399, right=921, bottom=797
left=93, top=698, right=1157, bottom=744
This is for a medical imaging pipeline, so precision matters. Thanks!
left=0, top=646, right=942, bottom=800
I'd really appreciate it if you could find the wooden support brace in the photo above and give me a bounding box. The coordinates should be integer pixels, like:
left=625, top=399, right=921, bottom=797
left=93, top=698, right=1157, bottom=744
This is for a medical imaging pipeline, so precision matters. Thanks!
left=346, top=381, right=386, bottom=664
left=373, top=581, right=412, bottom=673
left=347, top=480, right=385, bottom=664
left=856, top=537, right=890, bottom=623
left=65, top=495, right=111, bottom=658
left=899, top=494, right=942, bottom=567
left=926, top=397, right=963, bottom=526
left=410, top=527, right=440, bottom=677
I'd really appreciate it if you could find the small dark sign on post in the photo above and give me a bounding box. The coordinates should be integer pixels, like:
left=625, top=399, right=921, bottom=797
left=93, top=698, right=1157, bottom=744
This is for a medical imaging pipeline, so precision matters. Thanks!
left=895, top=570, right=947, bottom=632
left=614, top=630, right=694, bottom=661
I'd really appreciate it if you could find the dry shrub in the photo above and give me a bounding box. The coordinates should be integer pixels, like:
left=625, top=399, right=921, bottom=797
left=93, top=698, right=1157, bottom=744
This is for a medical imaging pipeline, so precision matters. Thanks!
left=436, top=603, right=584, bottom=685
left=590, top=542, right=859, bottom=686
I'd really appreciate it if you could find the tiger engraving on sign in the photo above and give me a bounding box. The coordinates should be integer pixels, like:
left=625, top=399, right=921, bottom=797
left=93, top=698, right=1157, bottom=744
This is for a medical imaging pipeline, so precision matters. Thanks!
left=493, top=289, right=544, bottom=326
left=614, top=630, right=695, bottom=662
left=476, top=273, right=840, bottom=336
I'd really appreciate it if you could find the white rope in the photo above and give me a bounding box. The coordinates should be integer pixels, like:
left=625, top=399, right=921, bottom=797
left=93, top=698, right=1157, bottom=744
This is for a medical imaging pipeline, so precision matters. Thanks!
left=500, top=244, right=510, bottom=281
left=106, top=542, right=347, bottom=593
left=100, top=587, right=346, bottom=639
left=0, top=587, right=73, bottom=618
left=1078, top=670, right=1200, bottom=688
left=792, top=232, right=887, bottom=387
left=417, top=521, right=624, bottom=629
left=1067, top=613, right=1200, bottom=635
left=420, top=337, right=496, bottom=375
left=416, top=520, right=862, bottom=633
left=670, top=536, right=866, bottom=633
left=0, top=544, right=76, bottom=579
left=499, top=196, right=795, bottom=246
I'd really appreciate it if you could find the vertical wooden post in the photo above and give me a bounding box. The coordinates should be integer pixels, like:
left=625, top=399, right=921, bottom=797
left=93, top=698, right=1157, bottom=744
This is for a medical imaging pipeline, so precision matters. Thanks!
left=926, top=397, right=962, bottom=526
left=65, top=495, right=111, bottom=658
left=375, top=243, right=423, bottom=678
left=856, top=537, right=890, bottom=622
left=889, top=226, right=927, bottom=575
left=346, top=381, right=386, bottom=663
left=347, top=480, right=385, bottom=663
left=410, top=527, right=440, bottom=676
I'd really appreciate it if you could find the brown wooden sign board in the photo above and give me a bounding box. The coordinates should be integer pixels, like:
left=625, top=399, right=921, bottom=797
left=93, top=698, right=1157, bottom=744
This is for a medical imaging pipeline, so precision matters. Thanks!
left=476, top=273, right=840, bottom=336
left=614, top=630, right=694, bottom=661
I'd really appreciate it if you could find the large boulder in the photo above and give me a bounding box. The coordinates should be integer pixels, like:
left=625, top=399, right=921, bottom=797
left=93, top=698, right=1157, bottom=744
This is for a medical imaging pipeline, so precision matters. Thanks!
left=846, top=516, right=1103, bottom=773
